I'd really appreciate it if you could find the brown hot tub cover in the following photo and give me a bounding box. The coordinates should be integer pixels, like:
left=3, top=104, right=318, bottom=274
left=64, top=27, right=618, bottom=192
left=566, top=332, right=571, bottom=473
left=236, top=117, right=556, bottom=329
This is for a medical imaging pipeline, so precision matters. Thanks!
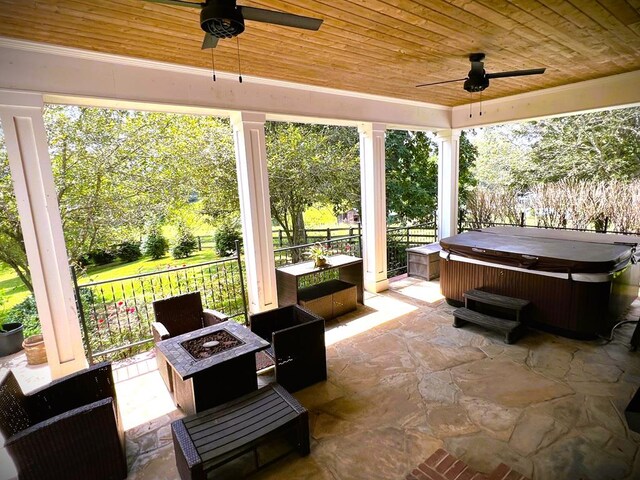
left=439, top=228, right=640, bottom=274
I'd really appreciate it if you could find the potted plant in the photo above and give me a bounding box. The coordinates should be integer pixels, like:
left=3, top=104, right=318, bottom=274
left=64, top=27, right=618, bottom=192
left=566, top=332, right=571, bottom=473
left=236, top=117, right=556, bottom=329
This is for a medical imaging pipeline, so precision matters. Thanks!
left=0, top=294, right=24, bottom=357
left=306, top=243, right=330, bottom=268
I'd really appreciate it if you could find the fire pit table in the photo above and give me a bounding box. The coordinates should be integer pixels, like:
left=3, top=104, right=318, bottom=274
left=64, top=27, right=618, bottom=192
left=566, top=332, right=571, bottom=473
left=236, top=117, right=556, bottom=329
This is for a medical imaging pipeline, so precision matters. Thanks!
left=156, top=321, right=270, bottom=415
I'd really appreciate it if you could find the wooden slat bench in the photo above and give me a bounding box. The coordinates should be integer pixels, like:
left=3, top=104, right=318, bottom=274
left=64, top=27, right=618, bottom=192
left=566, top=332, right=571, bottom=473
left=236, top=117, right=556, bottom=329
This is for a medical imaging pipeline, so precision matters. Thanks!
left=171, top=383, right=310, bottom=480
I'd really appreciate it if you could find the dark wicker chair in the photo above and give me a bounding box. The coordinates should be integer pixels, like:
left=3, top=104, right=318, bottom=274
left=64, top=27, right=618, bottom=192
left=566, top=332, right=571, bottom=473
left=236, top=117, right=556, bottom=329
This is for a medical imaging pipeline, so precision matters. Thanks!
left=0, top=362, right=126, bottom=480
left=152, top=291, right=228, bottom=392
left=250, top=304, right=327, bottom=392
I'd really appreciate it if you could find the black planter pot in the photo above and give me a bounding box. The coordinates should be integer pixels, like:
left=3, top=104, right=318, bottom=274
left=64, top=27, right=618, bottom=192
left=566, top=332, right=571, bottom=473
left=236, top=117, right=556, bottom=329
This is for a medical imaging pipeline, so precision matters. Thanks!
left=0, top=322, right=24, bottom=357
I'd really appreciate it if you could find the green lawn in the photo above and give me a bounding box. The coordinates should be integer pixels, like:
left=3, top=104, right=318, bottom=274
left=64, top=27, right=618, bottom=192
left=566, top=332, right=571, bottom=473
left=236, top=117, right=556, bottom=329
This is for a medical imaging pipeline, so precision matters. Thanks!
left=0, top=248, right=224, bottom=321
left=0, top=264, right=30, bottom=318
left=76, top=249, right=222, bottom=284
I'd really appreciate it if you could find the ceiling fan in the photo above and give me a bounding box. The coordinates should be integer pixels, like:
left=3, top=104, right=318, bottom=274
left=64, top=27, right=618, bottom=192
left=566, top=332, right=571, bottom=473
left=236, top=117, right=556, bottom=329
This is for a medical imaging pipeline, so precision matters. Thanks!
left=145, top=0, right=323, bottom=49
left=416, top=53, right=546, bottom=92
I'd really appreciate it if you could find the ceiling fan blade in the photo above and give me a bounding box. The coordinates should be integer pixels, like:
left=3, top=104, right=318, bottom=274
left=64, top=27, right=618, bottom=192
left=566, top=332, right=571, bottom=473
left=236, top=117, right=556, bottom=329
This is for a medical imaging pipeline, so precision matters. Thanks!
left=240, top=6, right=323, bottom=30
left=416, top=78, right=467, bottom=88
left=486, top=68, right=546, bottom=79
left=201, top=33, right=219, bottom=49
left=144, top=0, right=202, bottom=8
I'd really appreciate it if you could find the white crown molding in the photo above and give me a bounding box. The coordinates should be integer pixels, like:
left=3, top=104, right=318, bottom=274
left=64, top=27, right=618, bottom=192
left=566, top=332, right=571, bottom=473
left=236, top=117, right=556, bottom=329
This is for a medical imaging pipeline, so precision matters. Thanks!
left=0, top=37, right=448, bottom=112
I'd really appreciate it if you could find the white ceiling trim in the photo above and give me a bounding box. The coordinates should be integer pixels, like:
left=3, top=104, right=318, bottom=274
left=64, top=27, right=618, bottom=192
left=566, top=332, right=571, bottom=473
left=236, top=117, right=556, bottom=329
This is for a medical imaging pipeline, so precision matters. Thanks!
left=0, top=37, right=448, bottom=111
left=2, top=37, right=638, bottom=131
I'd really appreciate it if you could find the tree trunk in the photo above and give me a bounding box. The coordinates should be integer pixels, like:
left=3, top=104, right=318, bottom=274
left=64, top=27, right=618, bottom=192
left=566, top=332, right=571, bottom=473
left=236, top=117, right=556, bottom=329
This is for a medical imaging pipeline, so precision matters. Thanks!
left=289, top=210, right=307, bottom=263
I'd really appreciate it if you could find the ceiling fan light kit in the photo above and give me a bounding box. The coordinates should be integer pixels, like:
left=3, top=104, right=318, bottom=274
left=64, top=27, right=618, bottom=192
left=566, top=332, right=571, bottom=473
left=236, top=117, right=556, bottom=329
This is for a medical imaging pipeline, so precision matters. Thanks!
left=201, top=2, right=245, bottom=39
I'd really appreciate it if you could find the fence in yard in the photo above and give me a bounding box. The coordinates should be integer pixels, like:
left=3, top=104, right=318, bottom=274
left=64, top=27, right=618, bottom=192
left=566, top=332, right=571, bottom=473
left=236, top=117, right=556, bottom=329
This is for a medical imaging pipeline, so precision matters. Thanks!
left=194, top=226, right=363, bottom=251
left=73, top=243, right=247, bottom=363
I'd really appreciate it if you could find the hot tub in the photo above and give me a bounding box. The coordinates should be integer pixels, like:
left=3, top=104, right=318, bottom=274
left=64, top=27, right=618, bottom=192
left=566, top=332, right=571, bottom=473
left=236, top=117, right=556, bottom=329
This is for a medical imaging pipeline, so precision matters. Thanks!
left=439, top=227, right=640, bottom=338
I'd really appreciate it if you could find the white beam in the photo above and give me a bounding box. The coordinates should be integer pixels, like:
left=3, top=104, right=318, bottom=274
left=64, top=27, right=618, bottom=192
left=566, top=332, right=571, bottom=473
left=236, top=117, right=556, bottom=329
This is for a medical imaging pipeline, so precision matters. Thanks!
left=436, top=130, right=461, bottom=240
left=359, top=122, right=389, bottom=292
left=0, top=38, right=450, bottom=130
left=231, top=111, right=278, bottom=314
left=452, top=70, right=640, bottom=129
left=0, top=91, right=86, bottom=378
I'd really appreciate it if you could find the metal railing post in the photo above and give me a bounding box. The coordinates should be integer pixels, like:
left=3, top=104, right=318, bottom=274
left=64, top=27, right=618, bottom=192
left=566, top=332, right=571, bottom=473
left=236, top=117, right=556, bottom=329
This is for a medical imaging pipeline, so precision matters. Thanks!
left=235, top=240, right=249, bottom=325
left=71, top=266, right=94, bottom=364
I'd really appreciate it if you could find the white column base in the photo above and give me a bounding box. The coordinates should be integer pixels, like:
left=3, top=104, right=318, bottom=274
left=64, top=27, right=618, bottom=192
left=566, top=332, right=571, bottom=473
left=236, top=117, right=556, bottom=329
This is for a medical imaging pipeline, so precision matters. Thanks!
left=364, top=276, right=390, bottom=294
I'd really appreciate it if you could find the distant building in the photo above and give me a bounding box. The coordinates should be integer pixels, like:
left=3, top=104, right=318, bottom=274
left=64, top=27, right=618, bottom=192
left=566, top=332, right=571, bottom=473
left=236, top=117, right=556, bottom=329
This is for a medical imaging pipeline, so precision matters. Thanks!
left=337, top=209, right=360, bottom=224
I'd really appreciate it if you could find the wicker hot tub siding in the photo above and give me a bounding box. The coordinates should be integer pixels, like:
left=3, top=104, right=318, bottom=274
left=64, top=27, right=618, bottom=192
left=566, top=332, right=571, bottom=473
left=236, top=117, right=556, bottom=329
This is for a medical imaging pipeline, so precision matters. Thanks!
left=439, top=227, right=640, bottom=339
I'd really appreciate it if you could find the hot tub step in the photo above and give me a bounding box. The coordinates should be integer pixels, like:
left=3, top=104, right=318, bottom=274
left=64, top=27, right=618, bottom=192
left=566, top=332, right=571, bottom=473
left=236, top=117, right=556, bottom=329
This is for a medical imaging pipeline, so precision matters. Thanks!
left=463, top=289, right=530, bottom=311
left=453, top=307, right=523, bottom=344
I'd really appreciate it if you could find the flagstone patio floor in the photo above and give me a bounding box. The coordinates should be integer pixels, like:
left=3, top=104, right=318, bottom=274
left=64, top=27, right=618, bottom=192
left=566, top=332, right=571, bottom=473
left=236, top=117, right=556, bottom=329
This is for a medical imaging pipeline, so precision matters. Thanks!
left=2, top=276, right=640, bottom=480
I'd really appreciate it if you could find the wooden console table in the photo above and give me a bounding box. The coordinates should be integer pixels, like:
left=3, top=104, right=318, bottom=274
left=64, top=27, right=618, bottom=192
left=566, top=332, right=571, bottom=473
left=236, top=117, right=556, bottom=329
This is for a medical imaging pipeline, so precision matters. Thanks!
left=276, top=255, right=364, bottom=319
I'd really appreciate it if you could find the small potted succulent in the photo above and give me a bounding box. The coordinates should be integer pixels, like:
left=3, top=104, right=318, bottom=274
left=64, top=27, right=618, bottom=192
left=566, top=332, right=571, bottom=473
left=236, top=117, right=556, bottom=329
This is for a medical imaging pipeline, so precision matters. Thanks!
left=306, top=243, right=330, bottom=268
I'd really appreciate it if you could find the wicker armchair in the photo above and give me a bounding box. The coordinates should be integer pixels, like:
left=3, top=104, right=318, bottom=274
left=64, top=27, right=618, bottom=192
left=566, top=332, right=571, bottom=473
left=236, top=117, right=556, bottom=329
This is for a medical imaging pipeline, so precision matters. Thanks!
left=250, top=304, right=327, bottom=392
left=152, top=291, right=228, bottom=392
left=0, top=362, right=126, bottom=480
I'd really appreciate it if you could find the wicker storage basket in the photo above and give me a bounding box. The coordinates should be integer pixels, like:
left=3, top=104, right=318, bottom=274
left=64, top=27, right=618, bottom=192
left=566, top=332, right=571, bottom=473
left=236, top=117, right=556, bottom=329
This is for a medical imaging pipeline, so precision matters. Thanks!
left=23, top=334, right=47, bottom=365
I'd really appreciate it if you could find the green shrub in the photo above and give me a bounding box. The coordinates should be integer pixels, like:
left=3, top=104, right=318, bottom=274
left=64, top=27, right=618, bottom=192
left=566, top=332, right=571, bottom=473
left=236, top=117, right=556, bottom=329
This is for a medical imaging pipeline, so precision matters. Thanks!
left=144, top=228, right=169, bottom=259
left=3, top=289, right=97, bottom=339
left=74, top=253, right=91, bottom=268
left=172, top=223, right=197, bottom=259
left=6, top=295, right=41, bottom=337
left=116, top=241, right=142, bottom=262
left=214, top=219, right=242, bottom=256
left=88, top=248, right=116, bottom=265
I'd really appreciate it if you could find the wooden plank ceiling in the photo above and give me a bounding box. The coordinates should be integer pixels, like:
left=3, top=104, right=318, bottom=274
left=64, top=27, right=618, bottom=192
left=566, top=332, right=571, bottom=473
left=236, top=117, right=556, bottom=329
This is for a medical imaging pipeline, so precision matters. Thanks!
left=0, top=0, right=639, bottom=107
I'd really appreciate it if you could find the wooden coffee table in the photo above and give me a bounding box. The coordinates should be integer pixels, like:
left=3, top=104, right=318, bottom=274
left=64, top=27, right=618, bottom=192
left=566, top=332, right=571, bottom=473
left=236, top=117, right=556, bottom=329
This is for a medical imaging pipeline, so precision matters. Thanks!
left=156, top=321, right=269, bottom=415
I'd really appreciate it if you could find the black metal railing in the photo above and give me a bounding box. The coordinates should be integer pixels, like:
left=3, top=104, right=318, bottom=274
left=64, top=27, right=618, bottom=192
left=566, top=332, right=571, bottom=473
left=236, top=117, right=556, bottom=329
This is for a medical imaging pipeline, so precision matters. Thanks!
left=73, top=243, right=247, bottom=363
left=272, top=223, right=437, bottom=278
left=71, top=225, right=440, bottom=362
left=274, top=234, right=362, bottom=267
left=386, top=224, right=437, bottom=277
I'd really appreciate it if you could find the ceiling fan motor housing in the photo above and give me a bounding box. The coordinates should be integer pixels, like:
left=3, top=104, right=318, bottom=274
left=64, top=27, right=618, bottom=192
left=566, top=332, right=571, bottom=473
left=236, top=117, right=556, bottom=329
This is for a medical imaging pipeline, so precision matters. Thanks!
left=200, top=1, right=245, bottom=38
left=464, top=74, right=489, bottom=92
left=464, top=55, right=489, bottom=92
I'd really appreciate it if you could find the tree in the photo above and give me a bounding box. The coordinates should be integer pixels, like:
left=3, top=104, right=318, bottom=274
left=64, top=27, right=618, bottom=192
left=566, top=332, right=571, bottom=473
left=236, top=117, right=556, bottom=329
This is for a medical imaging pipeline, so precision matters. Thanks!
left=385, top=130, right=438, bottom=224
left=517, top=107, right=640, bottom=186
left=0, top=127, right=32, bottom=291
left=143, top=225, right=169, bottom=260
left=458, top=130, right=479, bottom=208
left=471, top=107, right=640, bottom=189
left=1, top=106, right=234, bottom=291
left=385, top=130, right=477, bottom=225
left=470, top=125, right=532, bottom=189
left=264, top=122, right=360, bottom=250
left=171, top=221, right=197, bottom=259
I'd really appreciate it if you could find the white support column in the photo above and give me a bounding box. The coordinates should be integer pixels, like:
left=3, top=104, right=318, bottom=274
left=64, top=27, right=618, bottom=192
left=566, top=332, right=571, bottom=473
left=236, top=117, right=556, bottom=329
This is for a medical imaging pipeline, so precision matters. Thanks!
left=436, top=129, right=461, bottom=240
left=0, top=91, right=86, bottom=378
left=231, top=111, right=278, bottom=314
left=359, top=122, right=389, bottom=293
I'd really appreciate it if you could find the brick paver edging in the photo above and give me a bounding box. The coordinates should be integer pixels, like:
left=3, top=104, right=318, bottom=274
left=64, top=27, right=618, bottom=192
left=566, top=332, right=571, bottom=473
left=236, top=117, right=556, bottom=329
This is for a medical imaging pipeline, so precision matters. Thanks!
left=406, top=449, right=530, bottom=480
